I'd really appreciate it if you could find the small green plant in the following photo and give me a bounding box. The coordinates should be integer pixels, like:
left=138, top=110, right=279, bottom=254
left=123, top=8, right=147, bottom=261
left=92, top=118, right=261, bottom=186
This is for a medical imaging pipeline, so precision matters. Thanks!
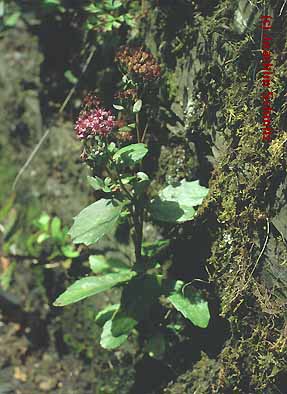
left=84, top=0, right=136, bottom=32
left=29, top=212, right=80, bottom=260
left=0, top=1, right=20, bottom=29
left=41, top=0, right=65, bottom=12
left=53, top=47, right=210, bottom=351
left=0, top=202, right=79, bottom=291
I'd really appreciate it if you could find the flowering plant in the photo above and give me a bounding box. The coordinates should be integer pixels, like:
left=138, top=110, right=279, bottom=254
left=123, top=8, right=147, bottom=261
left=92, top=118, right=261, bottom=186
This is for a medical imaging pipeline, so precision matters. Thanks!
left=54, top=48, right=210, bottom=352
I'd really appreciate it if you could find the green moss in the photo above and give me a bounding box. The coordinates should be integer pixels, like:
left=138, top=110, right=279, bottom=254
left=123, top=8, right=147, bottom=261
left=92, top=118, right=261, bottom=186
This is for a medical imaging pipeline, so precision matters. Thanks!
left=143, top=1, right=287, bottom=393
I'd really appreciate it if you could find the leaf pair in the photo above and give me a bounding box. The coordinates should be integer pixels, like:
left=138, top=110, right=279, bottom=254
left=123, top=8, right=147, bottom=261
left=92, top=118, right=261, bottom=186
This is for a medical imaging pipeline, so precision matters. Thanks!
left=113, top=143, right=148, bottom=167
left=99, top=274, right=163, bottom=349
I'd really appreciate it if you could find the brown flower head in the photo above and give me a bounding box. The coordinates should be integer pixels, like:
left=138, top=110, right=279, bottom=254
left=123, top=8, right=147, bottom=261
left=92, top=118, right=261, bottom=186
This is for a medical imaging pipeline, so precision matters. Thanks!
left=116, top=131, right=133, bottom=142
left=115, top=47, right=161, bottom=81
left=114, top=88, right=138, bottom=100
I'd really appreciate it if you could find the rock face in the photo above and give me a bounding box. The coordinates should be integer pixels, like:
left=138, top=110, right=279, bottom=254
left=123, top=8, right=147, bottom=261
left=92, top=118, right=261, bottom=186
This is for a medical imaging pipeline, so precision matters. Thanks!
left=142, top=1, right=287, bottom=393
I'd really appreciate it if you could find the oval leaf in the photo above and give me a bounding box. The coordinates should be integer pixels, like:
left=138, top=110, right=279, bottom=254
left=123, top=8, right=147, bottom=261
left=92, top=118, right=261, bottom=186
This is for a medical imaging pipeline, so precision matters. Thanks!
left=69, top=199, right=122, bottom=245
left=100, top=320, right=128, bottom=350
left=87, top=176, right=107, bottom=191
left=53, top=271, right=135, bottom=307
left=113, top=104, right=125, bottom=111
left=133, top=99, right=142, bottom=113
left=149, top=180, right=209, bottom=223
left=168, top=287, right=210, bottom=328
left=111, top=310, right=137, bottom=336
left=89, top=255, right=129, bottom=274
left=51, top=217, right=62, bottom=239
left=95, top=304, right=120, bottom=327
left=113, top=143, right=148, bottom=166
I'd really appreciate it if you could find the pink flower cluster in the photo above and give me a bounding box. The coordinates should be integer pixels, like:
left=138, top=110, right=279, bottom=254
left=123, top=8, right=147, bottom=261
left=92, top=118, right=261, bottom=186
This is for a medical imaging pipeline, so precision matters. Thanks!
left=75, top=107, right=116, bottom=139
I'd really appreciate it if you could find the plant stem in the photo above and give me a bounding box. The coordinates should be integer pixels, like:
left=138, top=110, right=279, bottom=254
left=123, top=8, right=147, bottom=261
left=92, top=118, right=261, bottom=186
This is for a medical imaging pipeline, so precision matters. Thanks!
left=114, top=166, right=134, bottom=201
left=141, top=122, right=149, bottom=143
left=136, top=112, right=141, bottom=143
left=132, top=202, right=143, bottom=264
left=104, top=138, right=133, bottom=201
left=104, top=141, right=143, bottom=265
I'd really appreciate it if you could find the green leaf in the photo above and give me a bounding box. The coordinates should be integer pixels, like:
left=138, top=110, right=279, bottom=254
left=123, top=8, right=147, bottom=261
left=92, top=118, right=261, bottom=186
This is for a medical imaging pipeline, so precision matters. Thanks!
left=87, top=176, right=111, bottom=192
left=166, top=323, right=183, bottom=334
left=111, top=274, right=162, bottom=336
left=43, top=0, right=61, bottom=4
left=104, top=177, right=112, bottom=187
left=100, top=320, right=128, bottom=350
left=69, top=199, right=122, bottom=245
left=134, top=172, right=150, bottom=196
left=53, top=271, right=135, bottom=306
left=84, top=4, right=101, bottom=13
left=113, top=143, right=148, bottom=166
left=0, top=193, right=15, bottom=222
left=95, top=304, right=120, bottom=327
left=89, top=255, right=129, bottom=274
left=111, top=310, right=137, bottom=336
left=51, top=217, right=62, bottom=240
left=133, top=99, right=142, bottom=113
left=149, top=198, right=189, bottom=223
left=105, top=0, right=122, bottom=10
left=124, top=13, right=136, bottom=27
left=118, top=125, right=134, bottom=132
left=142, top=239, right=169, bottom=258
left=64, top=70, right=78, bottom=84
left=168, top=285, right=210, bottom=328
left=37, top=233, right=50, bottom=244
left=113, top=104, right=124, bottom=111
left=87, top=175, right=104, bottom=191
left=112, top=20, right=121, bottom=29
left=108, top=142, right=116, bottom=154
left=121, top=175, right=136, bottom=185
left=36, top=213, right=50, bottom=232
left=61, top=245, right=79, bottom=258
left=136, top=172, right=149, bottom=181
left=149, top=180, right=209, bottom=223
left=0, top=261, right=16, bottom=291
left=4, top=11, right=20, bottom=27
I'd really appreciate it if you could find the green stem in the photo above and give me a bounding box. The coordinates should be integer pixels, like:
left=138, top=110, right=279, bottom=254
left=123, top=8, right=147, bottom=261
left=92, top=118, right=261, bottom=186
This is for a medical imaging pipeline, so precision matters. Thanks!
left=104, top=140, right=144, bottom=265
left=136, top=112, right=141, bottom=143
left=141, top=122, right=149, bottom=143
left=114, top=166, right=134, bottom=201
left=132, top=201, right=143, bottom=264
left=104, top=138, right=133, bottom=201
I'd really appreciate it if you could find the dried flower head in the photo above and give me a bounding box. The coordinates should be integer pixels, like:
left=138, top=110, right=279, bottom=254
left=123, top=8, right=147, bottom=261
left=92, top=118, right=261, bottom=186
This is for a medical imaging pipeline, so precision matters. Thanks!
left=115, top=47, right=161, bottom=81
left=117, top=131, right=133, bottom=142
left=114, top=88, right=138, bottom=100
left=114, top=119, right=127, bottom=129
